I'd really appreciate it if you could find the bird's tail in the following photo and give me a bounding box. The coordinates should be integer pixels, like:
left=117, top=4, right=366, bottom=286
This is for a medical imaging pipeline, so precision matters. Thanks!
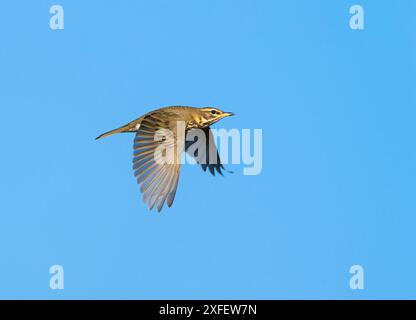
left=95, top=121, right=138, bottom=140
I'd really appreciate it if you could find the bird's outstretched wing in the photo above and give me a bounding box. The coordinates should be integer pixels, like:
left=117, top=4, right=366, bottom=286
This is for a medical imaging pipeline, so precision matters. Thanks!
left=185, top=127, right=229, bottom=176
left=132, top=113, right=182, bottom=212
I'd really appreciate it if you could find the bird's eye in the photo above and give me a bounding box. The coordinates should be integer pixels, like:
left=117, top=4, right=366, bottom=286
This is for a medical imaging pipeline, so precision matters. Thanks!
left=211, top=110, right=217, bottom=115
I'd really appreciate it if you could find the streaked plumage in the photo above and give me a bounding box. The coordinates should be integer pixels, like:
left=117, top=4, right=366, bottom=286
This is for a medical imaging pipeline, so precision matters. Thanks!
left=96, top=106, right=234, bottom=212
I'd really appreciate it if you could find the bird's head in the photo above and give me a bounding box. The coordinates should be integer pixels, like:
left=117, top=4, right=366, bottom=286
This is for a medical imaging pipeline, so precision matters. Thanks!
left=198, top=107, right=235, bottom=127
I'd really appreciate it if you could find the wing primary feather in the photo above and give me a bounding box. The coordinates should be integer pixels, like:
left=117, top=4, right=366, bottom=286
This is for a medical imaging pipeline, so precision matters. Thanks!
left=131, top=113, right=184, bottom=212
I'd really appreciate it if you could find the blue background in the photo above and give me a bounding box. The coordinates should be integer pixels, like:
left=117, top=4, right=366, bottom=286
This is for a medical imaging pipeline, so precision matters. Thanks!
left=0, top=0, right=414, bottom=299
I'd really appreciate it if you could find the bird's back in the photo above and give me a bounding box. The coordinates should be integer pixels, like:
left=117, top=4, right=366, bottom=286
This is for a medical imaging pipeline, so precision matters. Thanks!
left=142, top=106, right=202, bottom=128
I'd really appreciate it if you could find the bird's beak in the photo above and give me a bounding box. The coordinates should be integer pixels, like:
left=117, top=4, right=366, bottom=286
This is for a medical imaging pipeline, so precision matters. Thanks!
left=222, top=112, right=235, bottom=117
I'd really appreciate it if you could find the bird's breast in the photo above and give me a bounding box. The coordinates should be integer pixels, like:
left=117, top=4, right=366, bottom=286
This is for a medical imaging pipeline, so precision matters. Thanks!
left=186, top=119, right=199, bottom=129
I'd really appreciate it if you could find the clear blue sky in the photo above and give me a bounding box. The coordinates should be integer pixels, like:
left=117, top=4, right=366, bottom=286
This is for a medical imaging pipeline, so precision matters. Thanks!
left=0, top=0, right=415, bottom=299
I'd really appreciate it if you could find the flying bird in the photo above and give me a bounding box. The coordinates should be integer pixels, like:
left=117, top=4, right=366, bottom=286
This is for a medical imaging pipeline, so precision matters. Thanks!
left=96, top=106, right=234, bottom=212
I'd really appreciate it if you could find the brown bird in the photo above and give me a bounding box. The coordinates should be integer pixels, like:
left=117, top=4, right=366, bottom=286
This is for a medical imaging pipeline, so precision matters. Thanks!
left=96, top=106, right=234, bottom=212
